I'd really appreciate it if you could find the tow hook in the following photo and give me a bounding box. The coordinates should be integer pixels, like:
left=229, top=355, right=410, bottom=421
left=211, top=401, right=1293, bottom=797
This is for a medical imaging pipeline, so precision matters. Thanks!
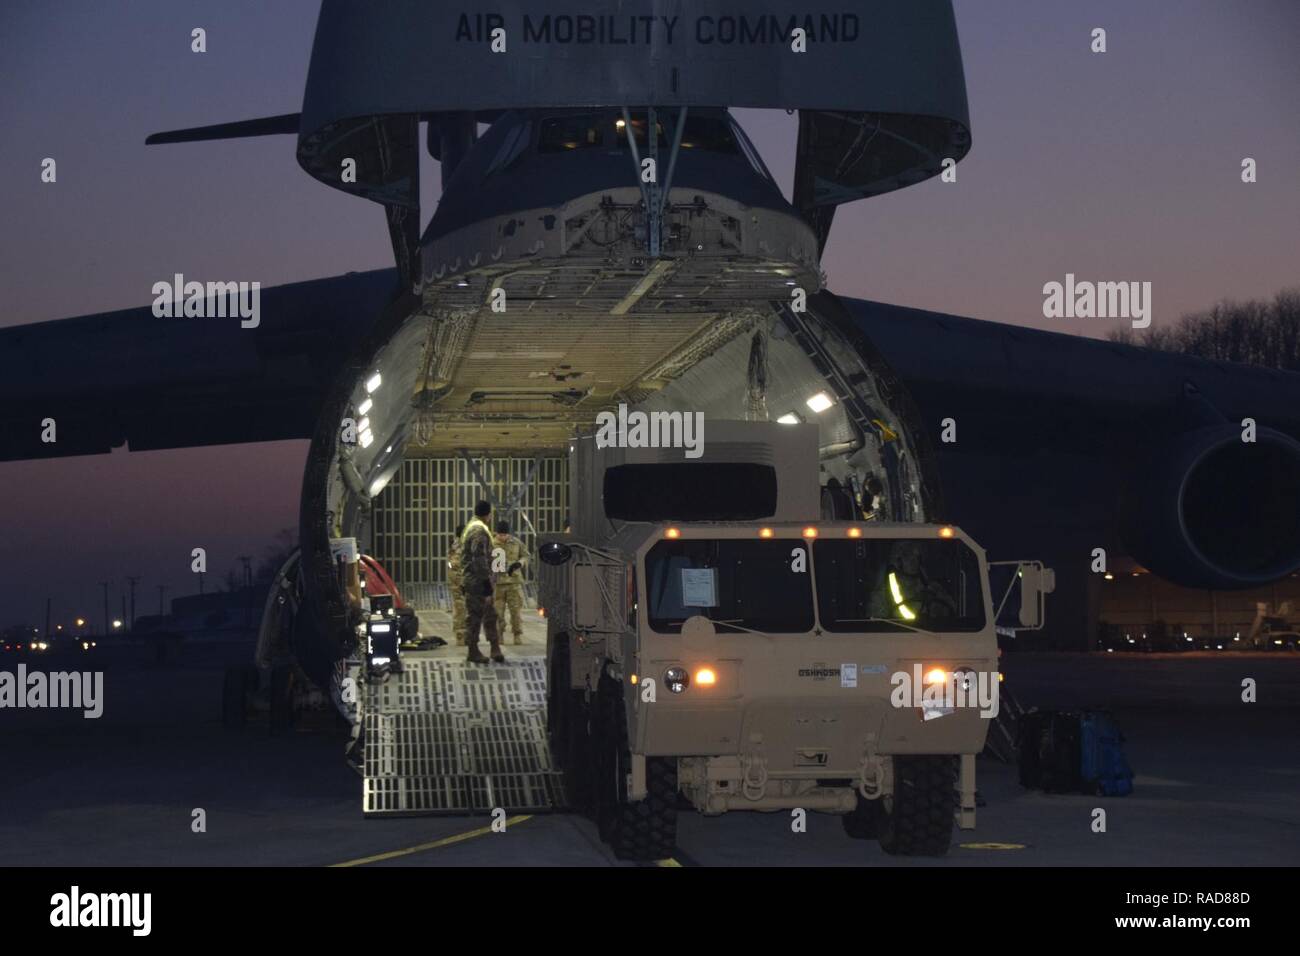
left=858, top=738, right=891, bottom=801
left=740, top=752, right=769, bottom=801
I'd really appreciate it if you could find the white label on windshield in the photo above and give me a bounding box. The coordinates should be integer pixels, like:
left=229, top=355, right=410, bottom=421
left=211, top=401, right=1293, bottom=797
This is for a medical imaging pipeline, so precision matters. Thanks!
left=680, top=568, right=718, bottom=607
left=841, top=663, right=858, bottom=688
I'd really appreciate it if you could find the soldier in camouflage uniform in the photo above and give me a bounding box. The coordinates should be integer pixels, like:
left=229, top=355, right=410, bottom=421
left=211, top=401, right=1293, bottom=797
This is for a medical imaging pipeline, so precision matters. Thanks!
left=460, top=501, right=503, bottom=664
left=447, top=523, right=466, bottom=644
left=492, top=519, right=526, bottom=645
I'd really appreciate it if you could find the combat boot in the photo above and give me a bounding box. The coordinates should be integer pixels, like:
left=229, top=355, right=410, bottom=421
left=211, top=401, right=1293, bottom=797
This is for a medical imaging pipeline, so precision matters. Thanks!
left=466, top=644, right=490, bottom=665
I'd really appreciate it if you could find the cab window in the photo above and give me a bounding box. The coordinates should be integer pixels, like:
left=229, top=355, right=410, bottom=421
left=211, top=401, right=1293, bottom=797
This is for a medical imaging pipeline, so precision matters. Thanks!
left=814, top=538, right=985, bottom=633
left=646, top=539, right=814, bottom=634
left=539, top=114, right=605, bottom=152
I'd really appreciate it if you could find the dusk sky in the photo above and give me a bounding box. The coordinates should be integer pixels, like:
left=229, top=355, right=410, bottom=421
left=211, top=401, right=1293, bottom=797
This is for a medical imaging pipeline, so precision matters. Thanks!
left=1, top=0, right=1297, bottom=626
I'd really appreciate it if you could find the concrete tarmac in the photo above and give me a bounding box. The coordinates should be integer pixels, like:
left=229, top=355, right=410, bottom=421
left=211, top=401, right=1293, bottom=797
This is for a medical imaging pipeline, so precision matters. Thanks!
left=2, top=631, right=1297, bottom=867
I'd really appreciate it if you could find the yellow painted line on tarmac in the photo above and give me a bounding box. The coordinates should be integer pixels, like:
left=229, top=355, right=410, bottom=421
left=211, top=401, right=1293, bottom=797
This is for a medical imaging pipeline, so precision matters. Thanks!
left=655, top=857, right=683, bottom=867
left=331, top=814, right=535, bottom=867
left=959, top=842, right=1026, bottom=850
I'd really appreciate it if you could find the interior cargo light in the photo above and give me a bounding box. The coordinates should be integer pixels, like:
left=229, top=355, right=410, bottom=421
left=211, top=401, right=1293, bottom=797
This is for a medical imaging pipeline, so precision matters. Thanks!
left=357, top=398, right=373, bottom=416
left=359, top=430, right=374, bottom=449
left=665, top=527, right=680, bottom=539
left=802, top=526, right=818, bottom=538
left=695, top=667, right=717, bottom=687
left=805, top=391, right=834, bottom=413
left=759, top=527, right=774, bottom=538
left=847, top=527, right=862, bottom=538
left=357, top=417, right=370, bottom=434
left=938, top=526, right=955, bottom=538
left=365, top=372, right=382, bottom=394
left=776, top=413, right=800, bottom=425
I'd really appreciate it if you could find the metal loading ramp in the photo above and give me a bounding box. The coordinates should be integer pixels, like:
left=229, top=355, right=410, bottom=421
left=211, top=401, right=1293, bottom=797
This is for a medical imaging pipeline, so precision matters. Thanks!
left=361, top=657, right=567, bottom=816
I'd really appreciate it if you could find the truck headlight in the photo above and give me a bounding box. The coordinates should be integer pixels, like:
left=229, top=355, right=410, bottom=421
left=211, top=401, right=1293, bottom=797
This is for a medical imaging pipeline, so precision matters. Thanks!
left=663, top=667, right=689, bottom=694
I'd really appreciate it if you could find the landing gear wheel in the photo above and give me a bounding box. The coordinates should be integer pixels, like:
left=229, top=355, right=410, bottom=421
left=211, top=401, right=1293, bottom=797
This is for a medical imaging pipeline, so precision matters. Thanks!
left=268, top=664, right=295, bottom=734
left=841, top=792, right=884, bottom=840
left=220, top=666, right=257, bottom=731
left=877, top=755, right=957, bottom=856
left=594, top=677, right=677, bottom=861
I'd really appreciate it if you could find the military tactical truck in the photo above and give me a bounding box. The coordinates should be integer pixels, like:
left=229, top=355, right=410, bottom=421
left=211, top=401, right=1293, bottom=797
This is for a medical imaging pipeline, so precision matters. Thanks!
left=538, top=421, right=1051, bottom=860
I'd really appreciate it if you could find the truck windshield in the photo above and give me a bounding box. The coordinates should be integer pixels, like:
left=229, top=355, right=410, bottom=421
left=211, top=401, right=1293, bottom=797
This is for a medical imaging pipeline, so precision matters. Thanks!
left=813, top=538, right=986, bottom=633
left=646, top=539, right=814, bottom=634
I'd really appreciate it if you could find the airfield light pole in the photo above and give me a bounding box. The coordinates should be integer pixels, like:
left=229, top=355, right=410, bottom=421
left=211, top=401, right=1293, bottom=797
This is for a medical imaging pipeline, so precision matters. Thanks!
left=100, top=581, right=110, bottom=637
left=238, top=556, right=253, bottom=629
left=44, top=596, right=51, bottom=641
left=126, top=576, right=140, bottom=631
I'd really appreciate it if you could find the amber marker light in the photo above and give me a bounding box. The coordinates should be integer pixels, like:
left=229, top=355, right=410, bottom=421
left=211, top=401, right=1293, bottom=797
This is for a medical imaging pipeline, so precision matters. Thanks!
left=847, top=527, right=862, bottom=538
left=802, top=526, right=818, bottom=538
left=538, top=608, right=546, bottom=618
left=759, top=527, right=774, bottom=538
left=938, top=526, right=955, bottom=538
left=630, top=674, right=638, bottom=685
left=695, top=667, right=717, bottom=687
left=665, top=527, right=681, bottom=539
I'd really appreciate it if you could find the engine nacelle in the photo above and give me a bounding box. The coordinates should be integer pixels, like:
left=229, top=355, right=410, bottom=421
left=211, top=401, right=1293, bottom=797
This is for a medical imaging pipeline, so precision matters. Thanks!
left=1123, top=423, right=1300, bottom=589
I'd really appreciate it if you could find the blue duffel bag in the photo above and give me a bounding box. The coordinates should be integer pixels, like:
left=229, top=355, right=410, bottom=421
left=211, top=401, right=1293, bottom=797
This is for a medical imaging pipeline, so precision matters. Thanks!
left=1080, top=711, right=1134, bottom=796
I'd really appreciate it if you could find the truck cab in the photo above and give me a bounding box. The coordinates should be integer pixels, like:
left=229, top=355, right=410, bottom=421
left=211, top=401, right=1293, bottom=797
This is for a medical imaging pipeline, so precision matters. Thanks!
left=539, top=420, right=1049, bottom=860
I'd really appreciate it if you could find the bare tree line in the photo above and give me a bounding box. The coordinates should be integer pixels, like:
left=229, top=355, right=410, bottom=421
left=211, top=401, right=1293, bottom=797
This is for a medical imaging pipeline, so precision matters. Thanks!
left=1108, top=288, right=1300, bottom=371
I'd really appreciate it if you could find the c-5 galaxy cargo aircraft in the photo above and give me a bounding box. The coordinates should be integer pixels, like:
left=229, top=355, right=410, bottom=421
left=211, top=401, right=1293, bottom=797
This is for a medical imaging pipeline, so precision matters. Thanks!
left=4, top=1, right=1300, bottom=719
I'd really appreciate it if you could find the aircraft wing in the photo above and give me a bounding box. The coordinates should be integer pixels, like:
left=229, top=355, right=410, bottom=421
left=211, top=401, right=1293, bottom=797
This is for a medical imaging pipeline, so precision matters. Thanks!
left=843, top=296, right=1300, bottom=450
left=844, top=296, right=1300, bottom=592
left=0, top=270, right=397, bottom=462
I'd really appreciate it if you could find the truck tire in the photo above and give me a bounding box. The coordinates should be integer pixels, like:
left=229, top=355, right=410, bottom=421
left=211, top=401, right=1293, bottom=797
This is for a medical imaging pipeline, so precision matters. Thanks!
left=595, top=677, right=678, bottom=862
left=877, top=755, right=957, bottom=856
left=221, top=666, right=251, bottom=731
left=546, top=638, right=570, bottom=767
left=549, top=636, right=594, bottom=810
left=841, top=792, right=883, bottom=839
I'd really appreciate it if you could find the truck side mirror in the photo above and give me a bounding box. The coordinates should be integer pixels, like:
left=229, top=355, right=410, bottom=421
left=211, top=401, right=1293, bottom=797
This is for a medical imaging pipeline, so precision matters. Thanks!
left=989, top=560, right=1055, bottom=632
left=539, top=541, right=573, bottom=566
left=1017, top=564, right=1056, bottom=630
